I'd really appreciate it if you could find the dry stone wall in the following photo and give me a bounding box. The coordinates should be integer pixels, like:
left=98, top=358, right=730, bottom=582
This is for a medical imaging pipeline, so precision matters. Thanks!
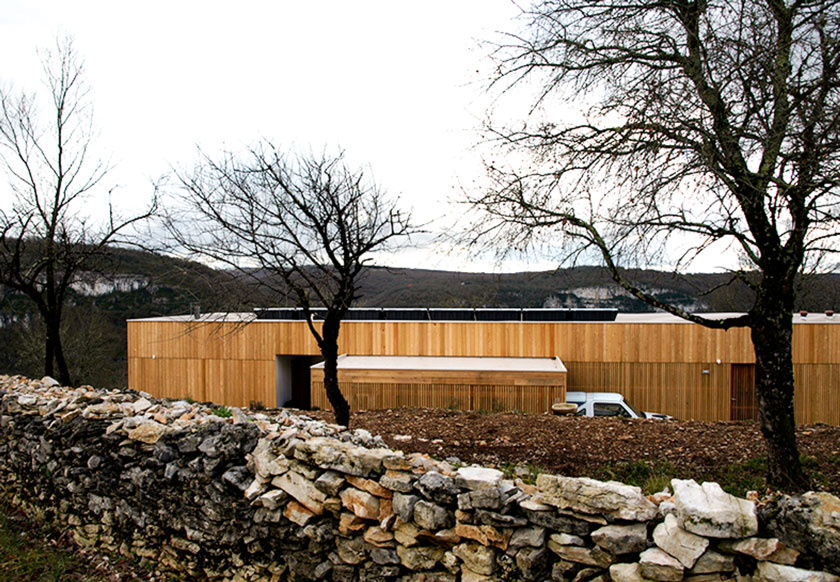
left=1, top=375, right=839, bottom=582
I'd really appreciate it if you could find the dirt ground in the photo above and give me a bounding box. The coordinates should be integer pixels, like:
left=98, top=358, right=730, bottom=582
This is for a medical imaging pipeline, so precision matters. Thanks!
left=309, top=408, right=840, bottom=495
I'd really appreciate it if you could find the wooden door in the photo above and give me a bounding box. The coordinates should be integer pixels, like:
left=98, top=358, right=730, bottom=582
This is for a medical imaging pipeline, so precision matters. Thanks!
left=731, top=364, right=758, bottom=420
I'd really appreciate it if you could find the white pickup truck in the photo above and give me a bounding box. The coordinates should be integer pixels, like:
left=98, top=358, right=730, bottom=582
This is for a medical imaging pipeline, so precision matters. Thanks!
left=565, top=391, right=672, bottom=419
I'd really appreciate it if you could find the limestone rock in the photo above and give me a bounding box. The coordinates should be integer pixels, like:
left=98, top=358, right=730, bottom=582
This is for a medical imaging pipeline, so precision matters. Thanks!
left=759, top=492, right=840, bottom=575
left=591, top=523, right=648, bottom=555
left=283, top=500, right=316, bottom=526
left=244, top=477, right=269, bottom=501
left=552, top=560, right=577, bottom=581
left=413, top=500, right=453, bottom=530
left=474, top=508, right=526, bottom=528
left=294, top=437, right=392, bottom=477
left=516, top=546, right=551, bottom=580
left=363, top=526, right=394, bottom=548
left=402, top=572, right=457, bottom=582
left=520, top=506, right=595, bottom=536
left=718, top=537, right=799, bottom=565
left=755, top=562, right=840, bottom=582
left=639, top=548, right=684, bottom=582
left=460, top=569, right=494, bottom=582
left=535, top=474, right=657, bottom=522
left=610, top=563, right=647, bottom=582
left=273, top=471, right=326, bottom=515
left=454, top=523, right=509, bottom=549
left=394, top=493, right=420, bottom=522
left=458, top=488, right=502, bottom=511
left=314, top=470, right=345, bottom=496
left=433, top=528, right=461, bottom=547
left=671, top=479, right=757, bottom=539
left=653, top=513, right=709, bottom=568
left=455, top=467, right=504, bottom=490
left=346, top=474, right=393, bottom=498
left=453, top=542, right=497, bottom=576
left=396, top=545, right=445, bottom=571
left=548, top=542, right=612, bottom=569
left=441, top=550, right=460, bottom=574
left=548, top=532, right=585, bottom=547
left=132, top=397, right=153, bottom=414
left=394, top=521, right=422, bottom=547
left=340, top=487, right=381, bottom=520
left=257, top=489, right=288, bottom=510
left=337, top=537, right=368, bottom=564
left=339, top=512, right=368, bottom=535
left=127, top=421, right=169, bottom=444
left=370, top=547, right=400, bottom=565
left=689, top=550, right=736, bottom=575
left=509, top=526, right=546, bottom=550
left=415, top=471, right=459, bottom=505
left=380, top=470, right=415, bottom=493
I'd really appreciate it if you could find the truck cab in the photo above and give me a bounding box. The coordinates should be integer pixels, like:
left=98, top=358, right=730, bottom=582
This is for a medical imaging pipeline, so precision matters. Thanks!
left=565, top=392, right=671, bottom=419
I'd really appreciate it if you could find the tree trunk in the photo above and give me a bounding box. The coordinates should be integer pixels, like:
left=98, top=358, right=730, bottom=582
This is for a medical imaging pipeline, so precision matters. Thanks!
left=44, top=327, right=55, bottom=380
left=320, top=315, right=350, bottom=427
left=751, top=288, right=810, bottom=492
left=44, top=313, right=72, bottom=386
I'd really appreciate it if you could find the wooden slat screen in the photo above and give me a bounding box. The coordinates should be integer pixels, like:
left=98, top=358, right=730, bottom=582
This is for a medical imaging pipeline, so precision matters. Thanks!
left=311, top=382, right=566, bottom=415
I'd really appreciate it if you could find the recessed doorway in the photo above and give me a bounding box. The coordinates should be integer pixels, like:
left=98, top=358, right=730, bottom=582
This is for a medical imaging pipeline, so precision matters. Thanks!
left=276, top=355, right=322, bottom=409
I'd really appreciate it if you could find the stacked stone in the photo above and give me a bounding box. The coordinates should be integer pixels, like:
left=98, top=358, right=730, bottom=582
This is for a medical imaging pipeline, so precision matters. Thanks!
left=1, top=375, right=839, bottom=582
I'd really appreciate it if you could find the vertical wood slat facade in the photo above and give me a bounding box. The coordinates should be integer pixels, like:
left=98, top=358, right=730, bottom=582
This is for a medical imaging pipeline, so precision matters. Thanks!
left=310, top=364, right=567, bottom=415
left=127, top=318, right=840, bottom=423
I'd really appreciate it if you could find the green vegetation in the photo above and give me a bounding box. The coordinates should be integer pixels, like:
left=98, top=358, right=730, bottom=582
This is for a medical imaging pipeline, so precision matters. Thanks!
left=498, top=462, right=546, bottom=485
left=718, top=457, right=768, bottom=497
left=212, top=405, right=233, bottom=418
left=593, top=461, right=676, bottom=495
left=0, top=504, right=99, bottom=581
left=590, top=454, right=839, bottom=498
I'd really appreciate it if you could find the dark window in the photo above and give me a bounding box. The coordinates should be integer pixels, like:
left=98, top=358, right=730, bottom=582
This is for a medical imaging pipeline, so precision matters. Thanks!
left=594, top=403, right=631, bottom=417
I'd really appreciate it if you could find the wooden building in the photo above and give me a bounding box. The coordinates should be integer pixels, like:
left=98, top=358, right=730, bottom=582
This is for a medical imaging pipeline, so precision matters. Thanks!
left=310, top=355, right=568, bottom=415
left=126, top=308, right=840, bottom=424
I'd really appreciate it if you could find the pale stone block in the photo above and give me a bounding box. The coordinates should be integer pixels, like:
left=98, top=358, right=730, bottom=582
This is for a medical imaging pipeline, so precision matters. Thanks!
left=653, top=513, right=709, bottom=568
left=755, top=561, right=840, bottom=582
left=592, top=523, right=648, bottom=555
left=672, top=479, right=757, bottom=539
left=639, top=548, right=684, bottom=582
left=535, top=474, right=657, bottom=521
left=339, top=486, right=381, bottom=520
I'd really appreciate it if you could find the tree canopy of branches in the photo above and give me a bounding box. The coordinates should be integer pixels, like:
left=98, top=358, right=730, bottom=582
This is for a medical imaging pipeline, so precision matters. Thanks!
left=164, top=145, right=413, bottom=426
left=0, top=39, right=156, bottom=386
left=469, top=0, right=840, bottom=491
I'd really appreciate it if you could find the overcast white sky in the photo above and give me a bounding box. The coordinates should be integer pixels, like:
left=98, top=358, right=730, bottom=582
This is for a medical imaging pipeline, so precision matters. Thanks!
left=1, top=1, right=559, bottom=271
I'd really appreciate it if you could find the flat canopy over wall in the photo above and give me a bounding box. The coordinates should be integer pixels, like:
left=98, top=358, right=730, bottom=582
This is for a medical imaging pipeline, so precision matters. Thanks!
left=312, top=354, right=568, bottom=372
left=311, top=354, right=567, bottom=385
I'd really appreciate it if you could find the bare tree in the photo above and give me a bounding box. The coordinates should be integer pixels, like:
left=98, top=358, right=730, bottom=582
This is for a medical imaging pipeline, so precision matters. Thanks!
left=0, top=39, right=156, bottom=386
left=163, top=145, right=413, bottom=426
left=469, top=0, right=840, bottom=490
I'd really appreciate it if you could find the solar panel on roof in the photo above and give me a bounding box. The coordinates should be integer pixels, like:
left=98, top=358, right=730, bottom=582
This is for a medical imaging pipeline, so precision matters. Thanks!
left=253, top=307, right=618, bottom=322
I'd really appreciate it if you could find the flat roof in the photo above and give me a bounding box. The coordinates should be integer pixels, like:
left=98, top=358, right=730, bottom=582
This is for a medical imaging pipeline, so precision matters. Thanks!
left=311, top=355, right=568, bottom=373
left=128, top=311, right=840, bottom=324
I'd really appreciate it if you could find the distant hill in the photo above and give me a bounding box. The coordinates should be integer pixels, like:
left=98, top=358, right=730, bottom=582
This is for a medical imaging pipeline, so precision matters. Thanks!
left=355, top=265, right=840, bottom=313
left=2, top=246, right=838, bottom=388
